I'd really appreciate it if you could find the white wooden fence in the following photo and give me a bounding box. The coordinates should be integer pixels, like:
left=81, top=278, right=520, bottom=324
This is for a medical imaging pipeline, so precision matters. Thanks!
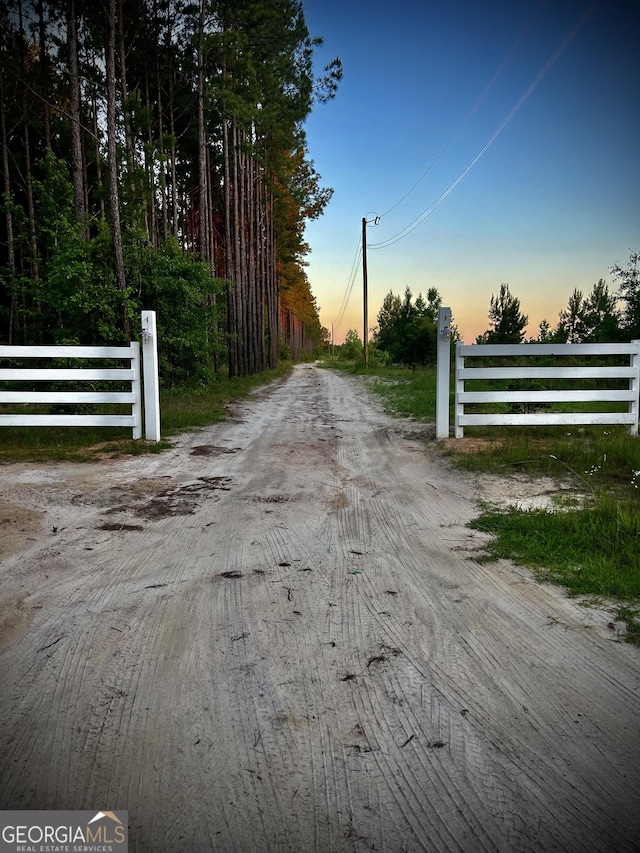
left=452, top=340, right=640, bottom=438
left=0, top=310, right=161, bottom=441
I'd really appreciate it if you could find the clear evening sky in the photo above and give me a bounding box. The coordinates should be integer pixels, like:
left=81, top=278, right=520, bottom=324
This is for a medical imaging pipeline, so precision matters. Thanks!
left=301, top=0, right=640, bottom=344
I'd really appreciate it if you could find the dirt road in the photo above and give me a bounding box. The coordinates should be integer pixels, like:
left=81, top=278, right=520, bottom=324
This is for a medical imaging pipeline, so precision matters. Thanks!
left=1, top=363, right=639, bottom=852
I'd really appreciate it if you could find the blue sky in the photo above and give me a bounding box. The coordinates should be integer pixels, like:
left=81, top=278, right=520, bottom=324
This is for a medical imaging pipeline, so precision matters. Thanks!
left=301, top=0, right=640, bottom=344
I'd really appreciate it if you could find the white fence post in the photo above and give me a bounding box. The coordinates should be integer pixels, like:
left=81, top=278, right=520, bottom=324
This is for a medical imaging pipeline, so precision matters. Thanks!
left=130, top=341, right=142, bottom=440
left=141, top=310, right=161, bottom=442
left=454, top=342, right=464, bottom=438
left=435, top=307, right=451, bottom=439
left=631, top=340, right=640, bottom=437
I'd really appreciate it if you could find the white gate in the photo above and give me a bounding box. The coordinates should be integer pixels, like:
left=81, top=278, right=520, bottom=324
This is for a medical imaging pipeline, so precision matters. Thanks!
left=434, top=314, right=640, bottom=439
left=0, top=311, right=161, bottom=441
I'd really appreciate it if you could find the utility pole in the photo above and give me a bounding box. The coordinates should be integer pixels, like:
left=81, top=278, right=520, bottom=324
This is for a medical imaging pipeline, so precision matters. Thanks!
left=362, top=214, right=379, bottom=366
left=362, top=217, right=368, bottom=365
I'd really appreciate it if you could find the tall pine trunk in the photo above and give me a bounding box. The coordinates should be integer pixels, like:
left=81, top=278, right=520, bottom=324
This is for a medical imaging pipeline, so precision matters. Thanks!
left=106, top=0, right=129, bottom=340
left=91, top=87, right=105, bottom=221
left=0, top=68, right=16, bottom=343
left=223, top=113, right=237, bottom=379
left=117, top=0, right=135, bottom=183
left=36, top=0, right=51, bottom=149
left=197, top=0, right=208, bottom=262
left=267, top=193, right=279, bottom=368
left=67, top=0, right=87, bottom=234
left=18, top=0, right=40, bottom=340
left=144, top=72, right=157, bottom=246
left=154, top=0, right=168, bottom=241
left=232, top=120, right=244, bottom=375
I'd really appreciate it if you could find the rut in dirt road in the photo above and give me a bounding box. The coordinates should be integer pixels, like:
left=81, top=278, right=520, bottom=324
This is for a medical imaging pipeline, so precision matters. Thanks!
left=1, top=363, right=639, bottom=852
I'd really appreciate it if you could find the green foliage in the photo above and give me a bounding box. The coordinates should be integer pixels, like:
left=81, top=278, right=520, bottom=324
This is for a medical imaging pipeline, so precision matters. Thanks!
left=4, top=153, right=226, bottom=380
left=552, top=280, right=619, bottom=343
left=278, top=339, right=292, bottom=361
left=611, top=251, right=640, bottom=340
left=0, top=0, right=338, bottom=377
left=126, top=234, right=225, bottom=386
left=374, top=287, right=440, bottom=365
left=477, top=283, right=527, bottom=344
left=340, top=329, right=363, bottom=361
left=365, top=343, right=391, bottom=368
left=9, top=152, right=134, bottom=345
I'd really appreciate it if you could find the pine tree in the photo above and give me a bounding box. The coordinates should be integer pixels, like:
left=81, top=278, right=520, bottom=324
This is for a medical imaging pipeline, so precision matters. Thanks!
left=478, top=283, right=528, bottom=344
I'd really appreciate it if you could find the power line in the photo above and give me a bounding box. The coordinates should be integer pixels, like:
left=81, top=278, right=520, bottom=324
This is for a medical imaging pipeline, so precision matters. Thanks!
left=332, top=237, right=363, bottom=334
left=370, top=0, right=598, bottom=251
left=378, top=0, right=546, bottom=221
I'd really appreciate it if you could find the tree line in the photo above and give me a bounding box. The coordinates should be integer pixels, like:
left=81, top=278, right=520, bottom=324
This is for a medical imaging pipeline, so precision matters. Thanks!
left=476, top=252, right=639, bottom=345
left=0, top=0, right=341, bottom=384
left=337, top=250, right=639, bottom=366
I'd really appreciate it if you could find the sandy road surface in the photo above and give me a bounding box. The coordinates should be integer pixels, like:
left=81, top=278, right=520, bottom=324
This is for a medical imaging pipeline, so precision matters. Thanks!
left=1, top=363, right=639, bottom=852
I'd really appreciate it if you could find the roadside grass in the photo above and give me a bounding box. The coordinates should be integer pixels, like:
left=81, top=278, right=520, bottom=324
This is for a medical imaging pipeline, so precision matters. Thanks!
left=0, top=362, right=292, bottom=463
left=323, top=357, right=640, bottom=643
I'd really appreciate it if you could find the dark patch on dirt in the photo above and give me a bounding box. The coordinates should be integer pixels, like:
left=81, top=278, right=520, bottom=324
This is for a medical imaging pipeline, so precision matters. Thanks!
left=135, top=477, right=233, bottom=519
left=346, top=743, right=373, bottom=755
left=190, top=445, right=241, bottom=457
left=219, top=570, right=243, bottom=579
left=253, top=495, right=295, bottom=504
left=366, top=644, right=401, bottom=669
left=98, top=522, right=144, bottom=532
left=73, top=474, right=234, bottom=520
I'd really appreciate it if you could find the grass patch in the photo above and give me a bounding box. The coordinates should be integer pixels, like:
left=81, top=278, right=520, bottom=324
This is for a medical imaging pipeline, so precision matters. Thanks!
left=470, top=496, right=640, bottom=599
left=443, top=426, right=640, bottom=499
left=469, top=494, right=640, bottom=644
left=0, top=362, right=292, bottom=462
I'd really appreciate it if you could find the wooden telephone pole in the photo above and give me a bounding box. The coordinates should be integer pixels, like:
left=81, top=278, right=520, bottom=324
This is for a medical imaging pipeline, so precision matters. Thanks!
left=362, top=214, right=379, bottom=365
left=362, top=217, right=368, bottom=364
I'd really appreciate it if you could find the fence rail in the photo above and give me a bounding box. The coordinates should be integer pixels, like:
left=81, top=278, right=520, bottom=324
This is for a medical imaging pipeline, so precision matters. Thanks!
left=0, top=343, right=144, bottom=438
left=453, top=340, right=640, bottom=438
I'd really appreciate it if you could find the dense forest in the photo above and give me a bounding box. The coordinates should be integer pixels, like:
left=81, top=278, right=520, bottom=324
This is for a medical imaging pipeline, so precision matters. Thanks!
left=0, top=0, right=341, bottom=383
